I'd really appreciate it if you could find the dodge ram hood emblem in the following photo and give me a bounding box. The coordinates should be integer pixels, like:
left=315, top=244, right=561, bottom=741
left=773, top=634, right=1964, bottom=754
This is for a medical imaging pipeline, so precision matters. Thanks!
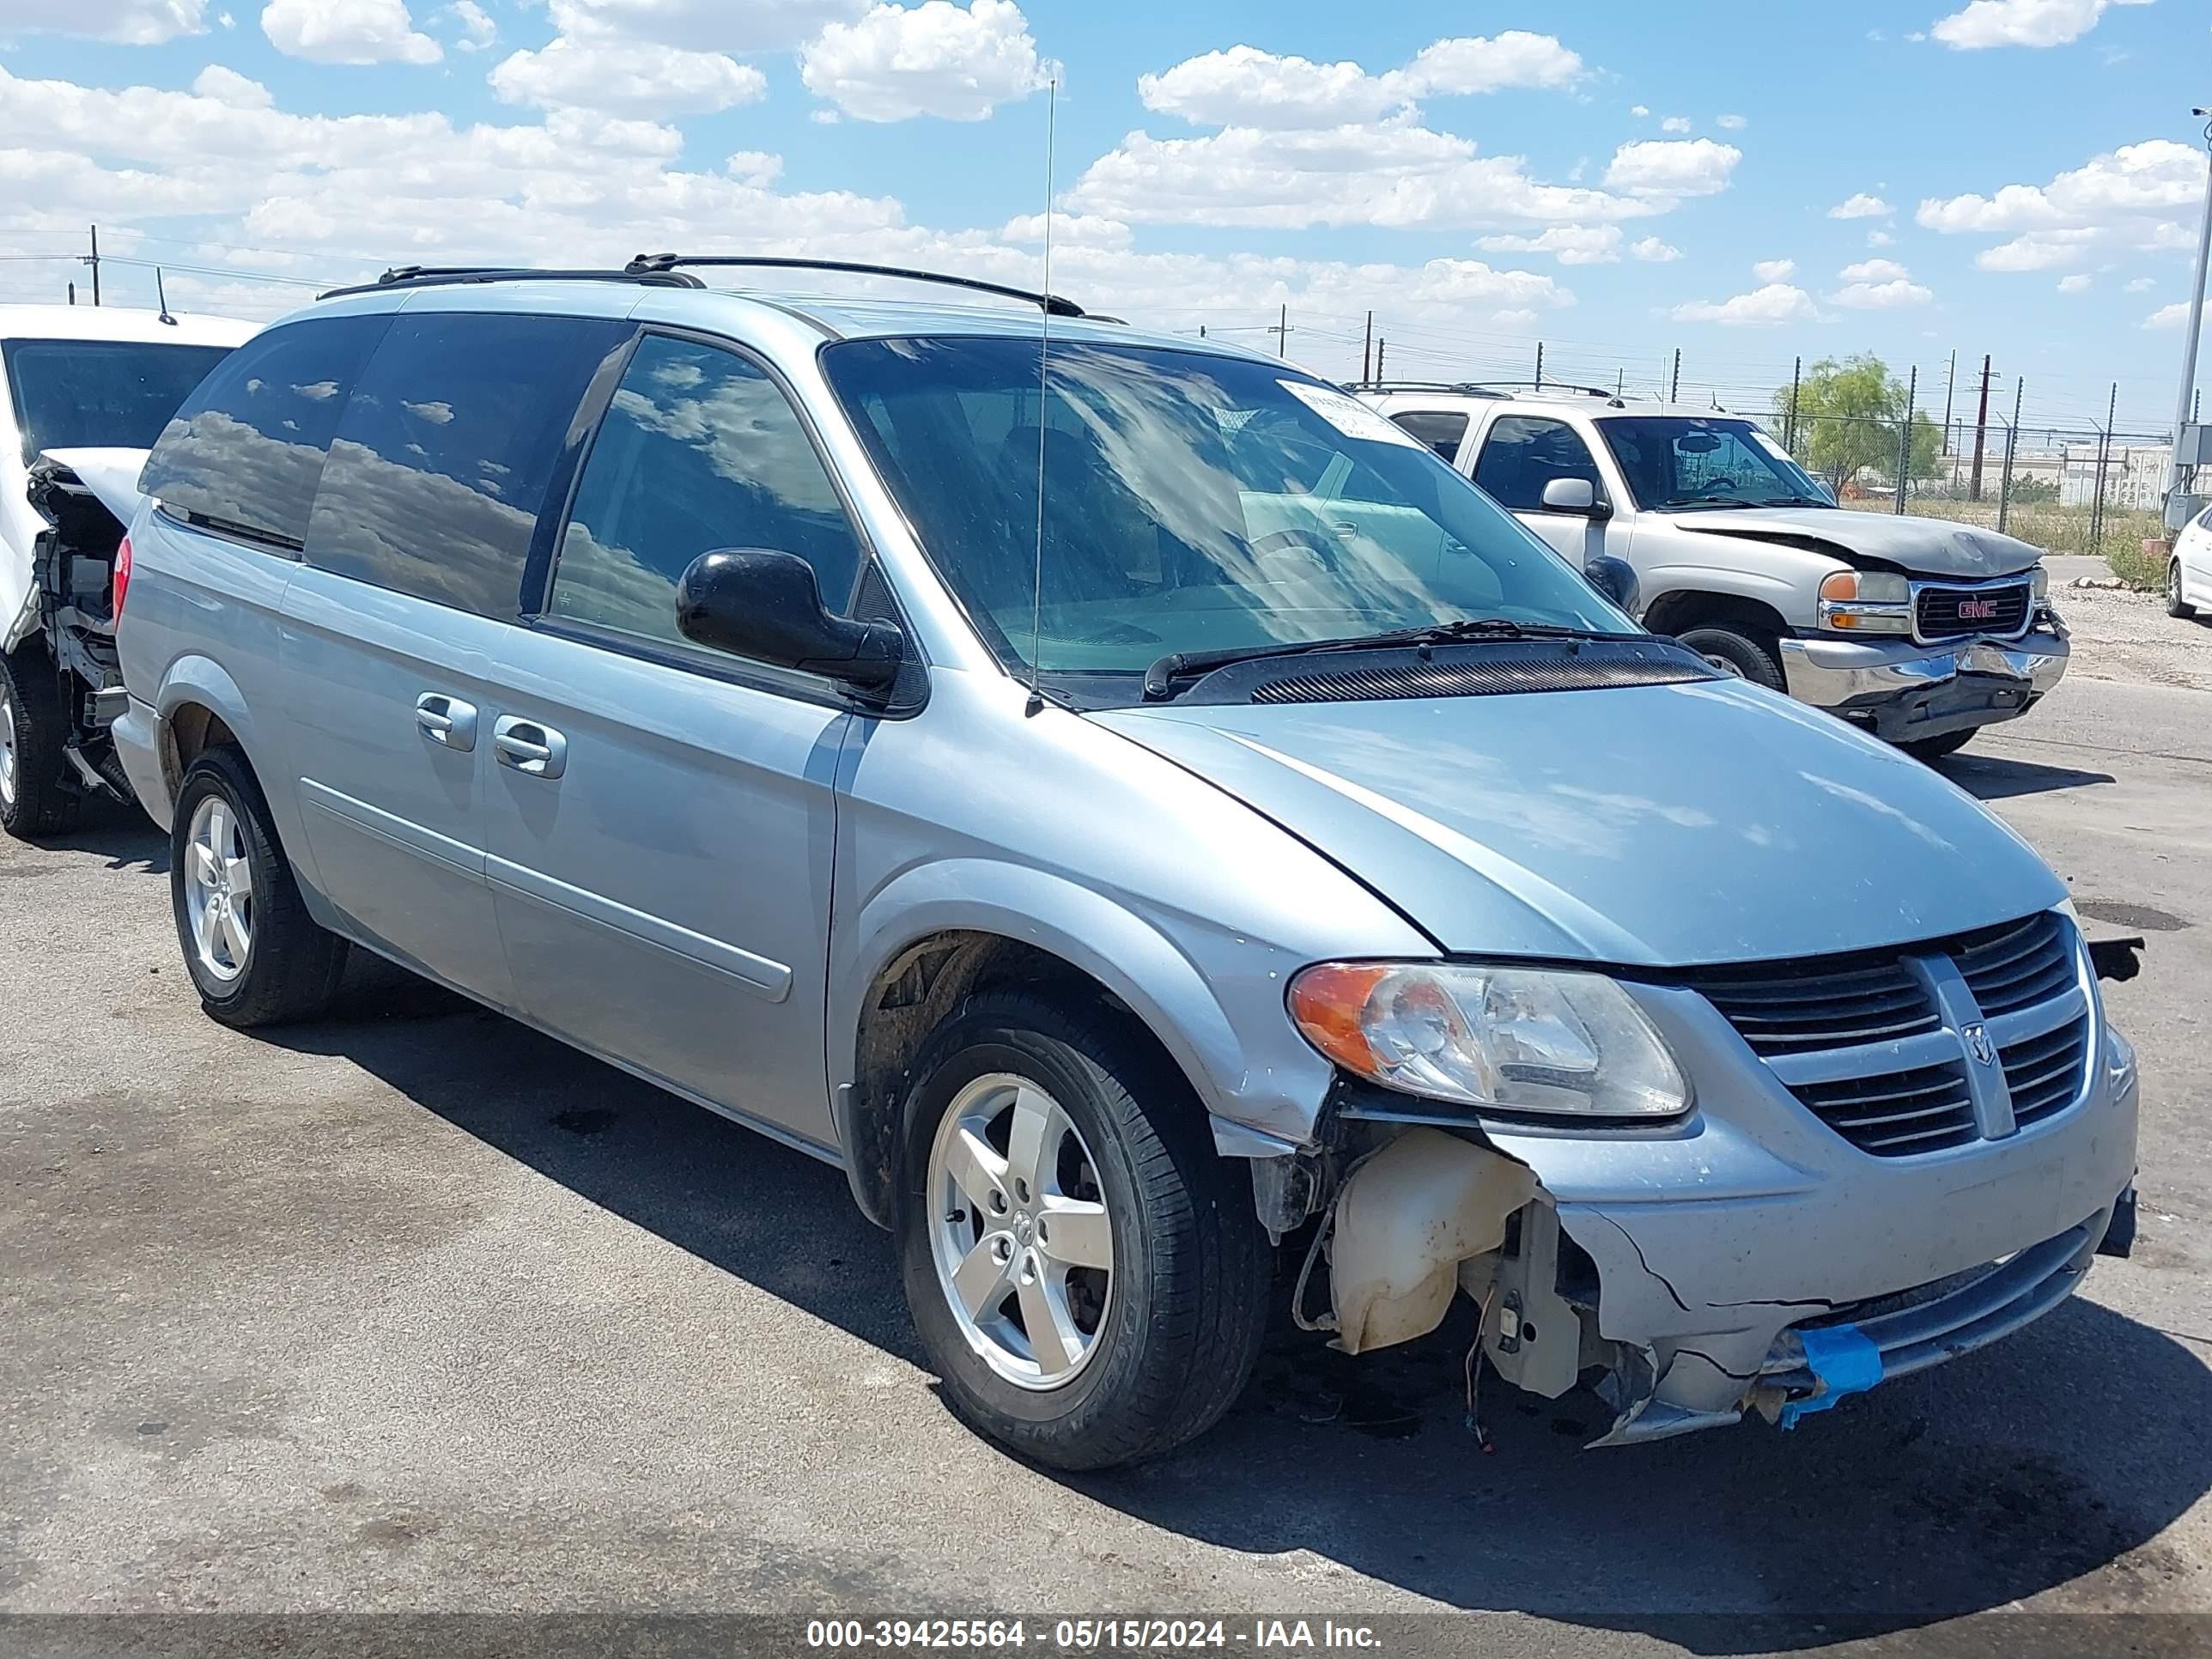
left=1964, top=1022, right=1996, bottom=1066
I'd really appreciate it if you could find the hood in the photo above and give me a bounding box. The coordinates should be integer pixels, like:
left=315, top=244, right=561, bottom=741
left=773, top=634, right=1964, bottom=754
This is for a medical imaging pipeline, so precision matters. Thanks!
left=1095, top=678, right=2063, bottom=968
left=36, top=447, right=152, bottom=532
left=1668, top=506, right=2043, bottom=580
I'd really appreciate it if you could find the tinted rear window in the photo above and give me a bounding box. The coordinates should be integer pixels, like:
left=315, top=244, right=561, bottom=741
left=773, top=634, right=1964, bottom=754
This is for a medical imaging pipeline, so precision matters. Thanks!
left=304, top=312, right=631, bottom=619
left=3, top=338, right=234, bottom=464
left=141, top=316, right=390, bottom=550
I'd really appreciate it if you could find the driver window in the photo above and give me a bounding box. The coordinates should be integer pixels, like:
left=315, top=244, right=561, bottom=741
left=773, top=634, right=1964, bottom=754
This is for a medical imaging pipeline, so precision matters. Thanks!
left=1471, top=416, right=1602, bottom=511
left=547, top=334, right=864, bottom=647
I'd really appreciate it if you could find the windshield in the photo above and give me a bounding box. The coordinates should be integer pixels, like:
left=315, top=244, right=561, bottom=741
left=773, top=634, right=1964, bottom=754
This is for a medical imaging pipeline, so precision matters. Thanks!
left=821, top=337, right=1631, bottom=684
left=1597, top=416, right=1832, bottom=511
left=3, top=337, right=234, bottom=464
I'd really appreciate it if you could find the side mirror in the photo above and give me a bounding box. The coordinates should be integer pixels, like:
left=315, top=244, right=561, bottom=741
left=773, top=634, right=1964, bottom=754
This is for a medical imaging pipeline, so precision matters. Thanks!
left=1584, top=554, right=1639, bottom=615
left=676, top=548, right=903, bottom=692
left=1540, top=477, right=1597, bottom=514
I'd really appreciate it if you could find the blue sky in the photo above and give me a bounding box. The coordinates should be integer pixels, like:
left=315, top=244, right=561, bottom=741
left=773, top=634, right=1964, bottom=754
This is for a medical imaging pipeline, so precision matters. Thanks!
left=3, top=0, right=2206, bottom=434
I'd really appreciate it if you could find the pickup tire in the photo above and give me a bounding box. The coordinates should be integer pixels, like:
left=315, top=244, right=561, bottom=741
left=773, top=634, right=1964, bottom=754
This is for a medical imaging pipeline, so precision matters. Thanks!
left=896, top=993, right=1270, bottom=1471
left=1674, top=624, right=1786, bottom=690
left=0, top=643, right=81, bottom=839
left=170, top=746, right=347, bottom=1027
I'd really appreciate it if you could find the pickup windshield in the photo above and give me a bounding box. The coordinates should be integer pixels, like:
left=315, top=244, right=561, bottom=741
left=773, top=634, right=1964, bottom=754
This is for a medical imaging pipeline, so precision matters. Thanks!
left=1595, top=415, right=1832, bottom=511
left=3, top=337, right=233, bottom=464
left=821, top=337, right=1629, bottom=683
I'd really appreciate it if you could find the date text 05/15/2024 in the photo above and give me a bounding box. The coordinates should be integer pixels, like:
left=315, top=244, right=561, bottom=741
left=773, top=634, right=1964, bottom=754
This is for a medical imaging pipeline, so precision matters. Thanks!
left=805, top=1619, right=1385, bottom=1650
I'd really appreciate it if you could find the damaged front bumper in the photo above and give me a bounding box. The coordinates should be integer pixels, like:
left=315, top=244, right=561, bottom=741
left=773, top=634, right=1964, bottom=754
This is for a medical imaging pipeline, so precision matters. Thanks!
left=1468, top=979, right=2139, bottom=1445
left=1776, top=625, right=2069, bottom=744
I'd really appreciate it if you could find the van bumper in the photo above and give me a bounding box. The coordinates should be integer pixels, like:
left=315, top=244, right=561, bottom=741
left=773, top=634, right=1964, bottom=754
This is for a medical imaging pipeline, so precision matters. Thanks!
left=111, top=694, right=172, bottom=830
left=1777, top=627, right=2069, bottom=743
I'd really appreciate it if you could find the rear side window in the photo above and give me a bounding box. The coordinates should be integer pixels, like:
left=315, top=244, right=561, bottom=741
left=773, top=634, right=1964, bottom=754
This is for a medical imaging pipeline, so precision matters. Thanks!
left=546, top=334, right=864, bottom=646
left=1389, top=409, right=1469, bottom=463
left=141, top=316, right=389, bottom=550
left=1472, top=415, right=1604, bottom=512
left=304, top=313, right=631, bottom=619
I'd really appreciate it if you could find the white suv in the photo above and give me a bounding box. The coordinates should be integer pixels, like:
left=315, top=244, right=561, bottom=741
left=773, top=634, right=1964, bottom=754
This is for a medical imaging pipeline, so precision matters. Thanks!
left=1363, top=384, right=2068, bottom=761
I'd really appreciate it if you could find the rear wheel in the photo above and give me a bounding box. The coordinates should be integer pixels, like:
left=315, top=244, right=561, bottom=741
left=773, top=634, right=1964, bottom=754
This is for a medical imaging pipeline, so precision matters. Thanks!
left=0, top=645, right=81, bottom=839
left=1899, top=728, right=1976, bottom=763
left=171, top=746, right=347, bottom=1026
left=896, top=994, right=1270, bottom=1470
left=2168, top=558, right=2197, bottom=620
left=1674, top=624, right=1786, bottom=690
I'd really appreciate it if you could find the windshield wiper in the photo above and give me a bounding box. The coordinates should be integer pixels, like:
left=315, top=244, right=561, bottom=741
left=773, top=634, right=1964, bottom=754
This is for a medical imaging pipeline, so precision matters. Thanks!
left=1663, top=495, right=1765, bottom=510
left=1751, top=495, right=1835, bottom=508
left=1140, top=618, right=1614, bottom=701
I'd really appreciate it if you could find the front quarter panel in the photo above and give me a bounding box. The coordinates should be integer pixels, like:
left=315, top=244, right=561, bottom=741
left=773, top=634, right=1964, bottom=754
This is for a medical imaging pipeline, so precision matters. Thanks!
left=1633, top=520, right=1837, bottom=630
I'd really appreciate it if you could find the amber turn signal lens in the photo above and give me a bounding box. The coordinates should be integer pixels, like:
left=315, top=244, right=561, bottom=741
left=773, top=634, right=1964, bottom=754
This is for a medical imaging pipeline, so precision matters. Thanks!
left=1287, top=962, right=1390, bottom=1075
left=1818, top=570, right=1859, bottom=603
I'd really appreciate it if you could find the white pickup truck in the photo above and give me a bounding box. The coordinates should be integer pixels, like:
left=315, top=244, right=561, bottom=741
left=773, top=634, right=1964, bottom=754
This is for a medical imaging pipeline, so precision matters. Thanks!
left=1361, top=383, right=2068, bottom=760
left=1, top=305, right=253, bottom=836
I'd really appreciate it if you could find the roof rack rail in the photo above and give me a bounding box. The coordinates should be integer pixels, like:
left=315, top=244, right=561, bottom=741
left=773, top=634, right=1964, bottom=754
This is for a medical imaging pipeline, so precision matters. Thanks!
left=1352, top=377, right=1628, bottom=407
left=625, top=253, right=1085, bottom=319
left=318, top=264, right=707, bottom=301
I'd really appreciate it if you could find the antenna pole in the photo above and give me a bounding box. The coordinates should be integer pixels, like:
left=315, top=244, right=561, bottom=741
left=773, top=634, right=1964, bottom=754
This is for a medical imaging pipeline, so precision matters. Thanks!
left=1361, top=310, right=1373, bottom=385
left=1374, top=337, right=1385, bottom=380
left=1269, top=303, right=1290, bottom=357
left=1025, top=80, right=1057, bottom=718
left=87, top=224, right=100, bottom=306
left=1534, top=341, right=1544, bottom=387
left=1668, top=347, right=1680, bottom=403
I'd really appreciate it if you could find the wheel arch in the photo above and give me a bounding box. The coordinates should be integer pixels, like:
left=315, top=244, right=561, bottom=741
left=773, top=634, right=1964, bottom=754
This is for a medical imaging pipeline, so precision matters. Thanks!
left=154, top=656, right=263, bottom=805
left=1642, top=586, right=1793, bottom=641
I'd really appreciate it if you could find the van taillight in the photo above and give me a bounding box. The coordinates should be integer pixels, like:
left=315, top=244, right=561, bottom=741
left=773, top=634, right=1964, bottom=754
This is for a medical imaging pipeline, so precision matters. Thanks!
left=112, top=535, right=133, bottom=620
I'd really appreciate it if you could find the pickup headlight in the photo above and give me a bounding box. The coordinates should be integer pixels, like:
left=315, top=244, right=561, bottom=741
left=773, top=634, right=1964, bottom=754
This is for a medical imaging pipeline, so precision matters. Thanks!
left=1818, top=569, right=1913, bottom=635
left=1288, top=962, right=1691, bottom=1117
left=2032, top=563, right=2049, bottom=602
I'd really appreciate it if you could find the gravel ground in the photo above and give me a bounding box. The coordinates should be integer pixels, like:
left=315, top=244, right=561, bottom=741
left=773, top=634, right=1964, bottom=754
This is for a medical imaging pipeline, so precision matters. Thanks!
left=3, top=605, right=2209, bottom=1659
left=2049, top=556, right=2212, bottom=694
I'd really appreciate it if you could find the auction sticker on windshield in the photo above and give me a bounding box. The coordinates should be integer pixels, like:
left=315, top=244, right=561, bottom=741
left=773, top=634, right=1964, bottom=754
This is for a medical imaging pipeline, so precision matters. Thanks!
left=1277, top=380, right=1425, bottom=449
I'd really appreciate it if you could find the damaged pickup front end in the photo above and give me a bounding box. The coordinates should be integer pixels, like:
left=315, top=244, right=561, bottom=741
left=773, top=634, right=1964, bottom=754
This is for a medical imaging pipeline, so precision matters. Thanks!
left=1264, top=920, right=2142, bottom=1446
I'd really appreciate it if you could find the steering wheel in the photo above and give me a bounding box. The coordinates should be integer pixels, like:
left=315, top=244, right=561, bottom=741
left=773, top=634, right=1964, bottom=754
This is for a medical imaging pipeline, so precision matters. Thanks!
left=1249, top=527, right=1342, bottom=562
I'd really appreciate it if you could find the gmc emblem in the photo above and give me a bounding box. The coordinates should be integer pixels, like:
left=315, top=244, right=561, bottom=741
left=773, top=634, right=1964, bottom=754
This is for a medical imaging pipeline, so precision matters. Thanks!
left=1958, top=597, right=1999, bottom=620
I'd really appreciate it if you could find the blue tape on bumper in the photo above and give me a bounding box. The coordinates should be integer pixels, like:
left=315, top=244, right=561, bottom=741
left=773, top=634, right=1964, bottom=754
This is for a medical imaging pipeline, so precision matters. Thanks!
left=1777, top=1324, right=1884, bottom=1430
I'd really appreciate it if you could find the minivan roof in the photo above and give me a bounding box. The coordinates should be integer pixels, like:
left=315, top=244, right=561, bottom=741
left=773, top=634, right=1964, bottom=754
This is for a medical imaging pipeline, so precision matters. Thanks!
left=0, top=304, right=258, bottom=349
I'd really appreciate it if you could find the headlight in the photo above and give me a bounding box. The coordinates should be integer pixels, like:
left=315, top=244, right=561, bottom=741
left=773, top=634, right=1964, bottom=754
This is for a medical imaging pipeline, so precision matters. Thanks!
left=1288, top=962, right=1691, bottom=1117
left=1817, top=568, right=1913, bottom=635
left=2031, top=563, right=2050, bottom=602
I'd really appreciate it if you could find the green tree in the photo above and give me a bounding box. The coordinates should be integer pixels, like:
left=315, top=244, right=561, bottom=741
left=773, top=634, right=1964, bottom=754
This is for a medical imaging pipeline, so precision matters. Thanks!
left=1777, top=354, right=1942, bottom=495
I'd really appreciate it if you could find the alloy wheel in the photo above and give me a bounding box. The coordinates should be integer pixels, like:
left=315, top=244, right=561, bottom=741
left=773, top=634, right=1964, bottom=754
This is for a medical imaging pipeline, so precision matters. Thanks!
left=183, top=794, right=254, bottom=981
left=0, top=683, right=16, bottom=810
left=925, top=1073, right=1115, bottom=1390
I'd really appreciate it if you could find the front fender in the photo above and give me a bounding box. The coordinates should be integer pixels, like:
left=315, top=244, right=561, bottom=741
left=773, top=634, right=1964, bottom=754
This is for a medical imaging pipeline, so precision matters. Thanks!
left=831, top=858, right=1327, bottom=1219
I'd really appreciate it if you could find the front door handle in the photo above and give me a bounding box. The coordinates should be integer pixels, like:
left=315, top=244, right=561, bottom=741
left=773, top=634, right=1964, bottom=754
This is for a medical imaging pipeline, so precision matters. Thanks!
left=415, top=693, right=477, bottom=752
left=492, top=715, right=568, bottom=780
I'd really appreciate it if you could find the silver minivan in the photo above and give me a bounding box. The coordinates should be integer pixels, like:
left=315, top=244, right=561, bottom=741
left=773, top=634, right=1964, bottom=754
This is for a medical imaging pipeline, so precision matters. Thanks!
left=106, top=261, right=2139, bottom=1468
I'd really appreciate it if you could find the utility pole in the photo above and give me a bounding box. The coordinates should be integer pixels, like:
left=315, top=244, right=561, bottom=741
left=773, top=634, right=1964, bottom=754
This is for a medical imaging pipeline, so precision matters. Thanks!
left=1668, top=348, right=1680, bottom=404
left=2162, top=109, right=2212, bottom=530
left=1360, top=310, right=1373, bottom=385
left=1786, top=356, right=1802, bottom=453
left=2091, top=381, right=2117, bottom=554
left=1942, top=348, right=1957, bottom=459
left=1894, top=365, right=1917, bottom=514
left=1268, top=303, right=1289, bottom=357
left=1534, top=341, right=1545, bottom=386
left=1997, top=377, right=2024, bottom=534
left=67, top=282, right=76, bottom=306
left=1373, top=337, right=1385, bottom=381
left=1968, top=353, right=1993, bottom=501
left=85, top=224, right=100, bottom=306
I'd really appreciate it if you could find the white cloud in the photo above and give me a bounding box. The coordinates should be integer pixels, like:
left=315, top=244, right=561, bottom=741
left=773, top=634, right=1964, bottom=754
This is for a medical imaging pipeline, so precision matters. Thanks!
left=1973, top=229, right=2099, bottom=269
left=999, top=211, right=1131, bottom=247
left=2057, top=273, right=2092, bottom=292
left=1917, top=137, right=2203, bottom=271
left=261, top=0, right=440, bottom=64
left=1660, top=116, right=1691, bottom=133
left=2143, top=301, right=2195, bottom=331
left=491, top=33, right=764, bottom=114
left=1931, top=0, right=2152, bottom=51
left=2124, top=275, right=2156, bottom=292
left=3, top=0, right=205, bottom=40
left=1751, top=258, right=1796, bottom=282
left=1669, top=283, right=1818, bottom=326
left=1629, top=103, right=1650, bottom=117
left=1829, top=191, right=1893, bottom=219
left=1629, top=235, right=1682, bottom=262
left=1136, top=46, right=1405, bottom=129
left=1839, top=257, right=1910, bottom=281
left=544, top=0, right=864, bottom=52
left=1603, top=138, right=1741, bottom=198
left=1715, top=112, right=1747, bottom=130
left=191, top=64, right=273, bottom=106
left=1476, top=225, right=1623, bottom=264
left=444, top=0, right=493, bottom=50
left=1866, top=228, right=1896, bottom=246
left=1398, top=31, right=1585, bottom=95
left=799, top=0, right=1053, bottom=123
left=1830, top=276, right=1933, bottom=307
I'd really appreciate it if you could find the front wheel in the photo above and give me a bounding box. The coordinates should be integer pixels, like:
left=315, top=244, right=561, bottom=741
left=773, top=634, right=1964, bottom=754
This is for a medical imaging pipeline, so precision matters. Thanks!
left=0, top=646, right=81, bottom=839
left=896, top=994, right=1270, bottom=1470
left=1674, top=624, right=1786, bottom=690
left=2168, top=558, right=2197, bottom=620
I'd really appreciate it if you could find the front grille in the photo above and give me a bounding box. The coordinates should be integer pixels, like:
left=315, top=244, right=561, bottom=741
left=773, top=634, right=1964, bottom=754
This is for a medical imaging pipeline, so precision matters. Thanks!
left=1694, top=910, right=2091, bottom=1158
left=2002, top=1014, right=2090, bottom=1127
left=1917, top=581, right=2030, bottom=640
left=1792, top=1060, right=1979, bottom=1156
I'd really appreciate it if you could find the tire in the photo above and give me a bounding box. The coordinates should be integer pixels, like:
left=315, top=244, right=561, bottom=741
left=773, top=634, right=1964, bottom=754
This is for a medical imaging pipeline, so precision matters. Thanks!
left=170, top=745, right=347, bottom=1027
left=0, top=644, right=82, bottom=839
left=1899, top=729, right=1976, bottom=763
left=2167, top=559, right=2197, bottom=620
left=896, top=993, right=1271, bottom=1471
left=1674, top=624, right=1786, bottom=690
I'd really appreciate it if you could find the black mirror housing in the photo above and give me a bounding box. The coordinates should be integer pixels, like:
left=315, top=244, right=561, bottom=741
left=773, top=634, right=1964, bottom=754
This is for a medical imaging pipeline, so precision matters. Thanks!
left=676, top=549, right=904, bottom=692
left=1584, top=554, right=1639, bottom=616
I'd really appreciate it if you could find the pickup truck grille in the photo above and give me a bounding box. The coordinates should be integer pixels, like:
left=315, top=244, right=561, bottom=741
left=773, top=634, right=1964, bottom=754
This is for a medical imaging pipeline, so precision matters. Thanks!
left=1916, top=581, right=2031, bottom=640
left=1690, top=910, right=2091, bottom=1158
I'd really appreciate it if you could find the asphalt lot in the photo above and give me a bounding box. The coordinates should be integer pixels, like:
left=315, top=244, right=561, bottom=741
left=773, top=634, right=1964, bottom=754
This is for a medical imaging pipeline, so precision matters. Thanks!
left=3, top=599, right=2209, bottom=1656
